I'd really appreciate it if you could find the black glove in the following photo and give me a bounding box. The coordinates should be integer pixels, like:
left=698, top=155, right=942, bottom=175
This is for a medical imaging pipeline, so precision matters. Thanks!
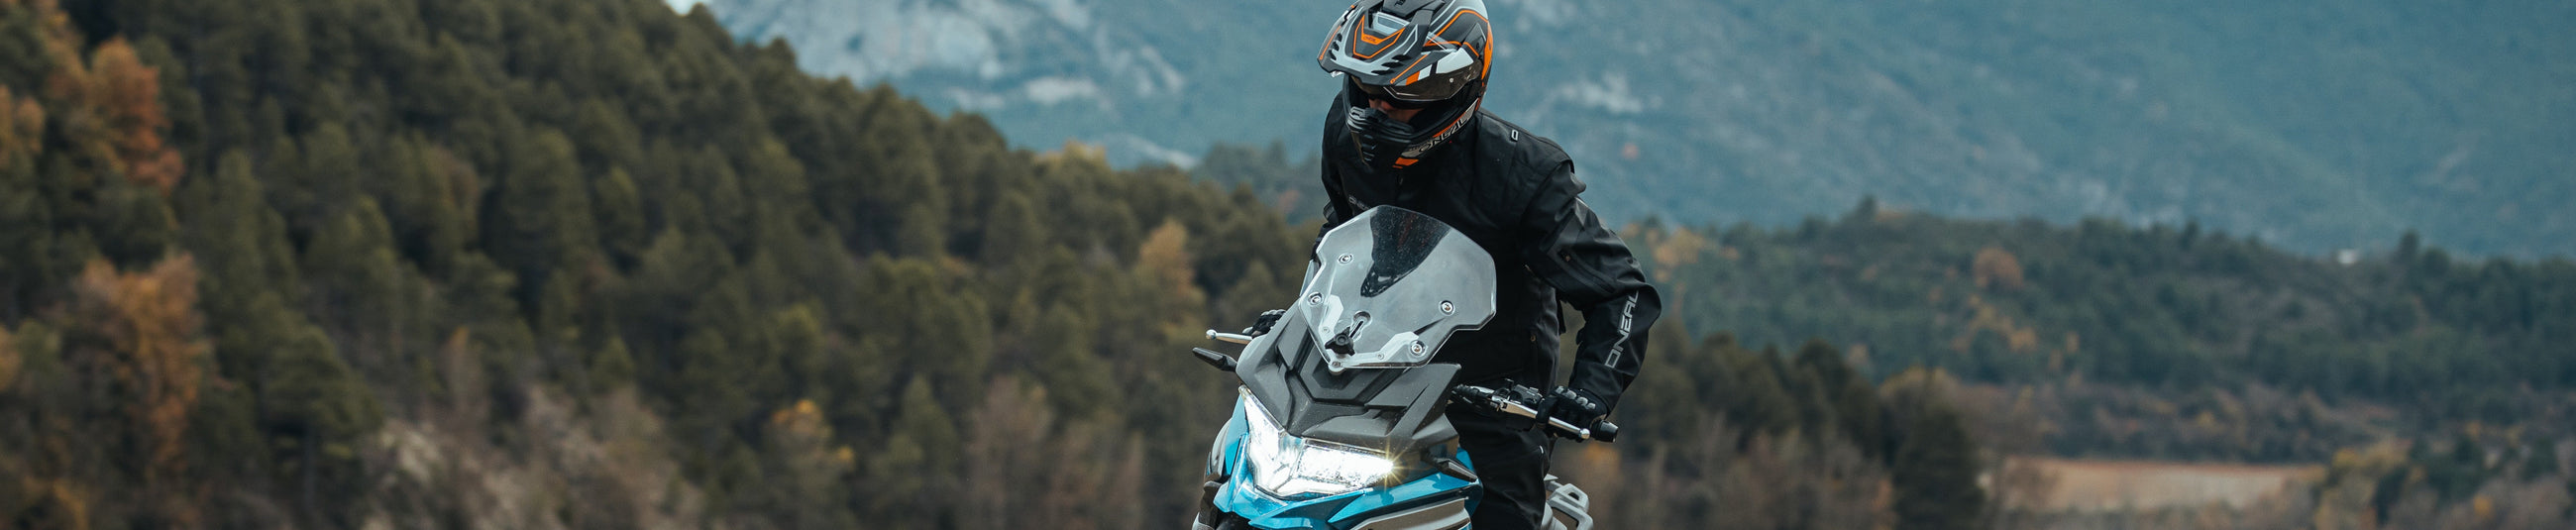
left=1243, top=309, right=1288, bottom=337
left=1546, top=386, right=1608, bottom=431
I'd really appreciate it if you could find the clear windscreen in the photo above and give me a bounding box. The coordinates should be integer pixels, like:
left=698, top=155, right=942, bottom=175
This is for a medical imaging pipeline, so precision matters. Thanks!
left=1292, top=206, right=1497, bottom=371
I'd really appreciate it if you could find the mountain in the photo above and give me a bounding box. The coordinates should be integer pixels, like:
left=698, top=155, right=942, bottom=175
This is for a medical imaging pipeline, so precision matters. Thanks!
left=4, top=0, right=1971, bottom=527
left=681, top=0, right=2576, bottom=258
left=7, top=0, right=2565, bottom=527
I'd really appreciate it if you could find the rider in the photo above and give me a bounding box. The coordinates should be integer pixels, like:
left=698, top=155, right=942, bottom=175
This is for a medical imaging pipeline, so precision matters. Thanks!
left=1255, top=0, right=1664, bottom=527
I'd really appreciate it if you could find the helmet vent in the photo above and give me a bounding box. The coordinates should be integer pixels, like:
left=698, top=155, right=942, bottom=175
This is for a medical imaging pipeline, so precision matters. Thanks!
left=1368, top=12, right=1409, bottom=36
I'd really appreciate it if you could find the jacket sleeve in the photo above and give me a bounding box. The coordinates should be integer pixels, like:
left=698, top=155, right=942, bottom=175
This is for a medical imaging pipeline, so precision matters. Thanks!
left=1518, top=160, right=1662, bottom=412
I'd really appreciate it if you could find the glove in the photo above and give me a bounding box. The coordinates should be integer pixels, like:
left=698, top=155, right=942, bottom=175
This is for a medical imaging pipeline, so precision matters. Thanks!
left=1546, top=386, right=1608, bottom=430
left=1243, top=309, right=1288, bottom=337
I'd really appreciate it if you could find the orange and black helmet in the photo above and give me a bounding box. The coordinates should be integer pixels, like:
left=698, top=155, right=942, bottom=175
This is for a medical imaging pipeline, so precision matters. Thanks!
left=1320, top=0, right=1490, bottom=169
left=1319, top=0, right=1490, bottom=104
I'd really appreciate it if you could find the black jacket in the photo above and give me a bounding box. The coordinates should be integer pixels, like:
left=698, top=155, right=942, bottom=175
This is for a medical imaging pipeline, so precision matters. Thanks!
left=1318, top=93, right=1663, bottom=435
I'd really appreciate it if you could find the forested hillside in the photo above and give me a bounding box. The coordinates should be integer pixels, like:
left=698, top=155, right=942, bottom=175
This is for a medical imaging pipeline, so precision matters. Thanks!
left=1643, top=199, right=2575, bottom=460
left=1620, top=201, right=2576, bottom=526
left=0, top=1, right=1982, bottom=529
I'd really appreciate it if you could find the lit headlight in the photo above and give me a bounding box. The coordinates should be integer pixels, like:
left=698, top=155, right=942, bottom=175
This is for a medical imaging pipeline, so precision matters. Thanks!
left=1239, top=391, right=1396, bottom=497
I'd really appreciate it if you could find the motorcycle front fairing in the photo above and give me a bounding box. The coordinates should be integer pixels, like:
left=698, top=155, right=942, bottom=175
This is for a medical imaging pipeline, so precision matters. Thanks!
left=1204, top=206, right=1499, bottom=529
left=1206, top=392, right=1479, bottom=529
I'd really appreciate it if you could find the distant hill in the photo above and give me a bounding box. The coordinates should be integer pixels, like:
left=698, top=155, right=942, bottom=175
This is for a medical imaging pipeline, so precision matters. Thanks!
left=683, top=0, right=2576, bottom=258
left=1631, top=202, right=2576, bottom=461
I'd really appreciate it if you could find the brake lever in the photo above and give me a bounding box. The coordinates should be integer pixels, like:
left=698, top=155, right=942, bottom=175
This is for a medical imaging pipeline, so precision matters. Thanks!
left=1450, top=384, right=1523, bottom=416
left=1449, top=384, right=1610, bottom=442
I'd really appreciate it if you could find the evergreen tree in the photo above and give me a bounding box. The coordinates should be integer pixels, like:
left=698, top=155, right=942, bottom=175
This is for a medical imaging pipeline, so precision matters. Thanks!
left=1892, top=404, right=1984, bottom=530
left=591, top=166, right=647, bottom=267
left=483, top=129, right=598, bottom=300
left=866, top=376, right=960, bottom=526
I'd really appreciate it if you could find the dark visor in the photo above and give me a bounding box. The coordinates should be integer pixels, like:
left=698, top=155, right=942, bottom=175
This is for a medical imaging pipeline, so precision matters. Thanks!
left=1351, top=79, right=1439, bottom=109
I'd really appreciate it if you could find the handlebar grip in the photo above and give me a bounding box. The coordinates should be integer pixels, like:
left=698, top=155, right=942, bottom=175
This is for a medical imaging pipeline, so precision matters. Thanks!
left=1546, top=417, right=1588, bottom=439
left=1589, top=421, right=1618, bottom=443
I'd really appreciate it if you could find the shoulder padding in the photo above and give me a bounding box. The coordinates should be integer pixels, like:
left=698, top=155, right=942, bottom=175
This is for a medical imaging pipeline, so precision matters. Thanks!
left=1471, top=111, right=1584, bottom=221
left=1473, top=111, right=1579, bottom=192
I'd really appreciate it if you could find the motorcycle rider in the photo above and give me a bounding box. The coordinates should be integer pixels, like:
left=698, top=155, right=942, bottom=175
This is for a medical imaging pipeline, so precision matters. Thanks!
left=1248, top=0, right=1663, bottom=527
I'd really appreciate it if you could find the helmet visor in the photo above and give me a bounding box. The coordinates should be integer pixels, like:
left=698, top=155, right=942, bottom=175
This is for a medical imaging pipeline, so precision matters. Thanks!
left=1350, top=78, right=1437, bottom=109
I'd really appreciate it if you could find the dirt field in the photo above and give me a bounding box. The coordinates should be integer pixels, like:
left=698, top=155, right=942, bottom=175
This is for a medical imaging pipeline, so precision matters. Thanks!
left=2007, top=457, right=2324, bottom=512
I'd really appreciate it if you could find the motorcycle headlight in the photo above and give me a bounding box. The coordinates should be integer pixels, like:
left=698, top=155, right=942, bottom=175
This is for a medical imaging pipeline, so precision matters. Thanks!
left=1239, top=391, right=1396, bottom=498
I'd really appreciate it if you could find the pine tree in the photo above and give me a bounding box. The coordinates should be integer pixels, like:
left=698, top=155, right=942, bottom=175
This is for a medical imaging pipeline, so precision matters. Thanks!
left=299, top=197, right=405, bottom=350
left=1892, top=404, right=1984, bottom=530
left=257, top=311, right=382, bottom=525
left=374, top=137, right=475, bottom=273
left=865, top=376, right=960, bottom=526
left=591, top=166, right=647, bottom=267
left=483, top=129, right=597, bottom=304
left=0, top=86, right=66, bottom=315
left=978, top=190, right=1049, bottom=266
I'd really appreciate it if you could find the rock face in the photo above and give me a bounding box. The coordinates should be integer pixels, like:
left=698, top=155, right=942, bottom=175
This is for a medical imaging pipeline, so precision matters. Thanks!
left=694, top=0, right=1255, bottom=169
left=685, top=0, right=2576, bottom=257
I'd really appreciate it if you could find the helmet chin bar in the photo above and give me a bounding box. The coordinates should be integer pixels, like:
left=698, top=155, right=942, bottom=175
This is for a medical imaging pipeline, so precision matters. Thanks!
left=1346, top=94, right=1478, bottom=172
left=1347, top=106, right=1419, bottom=170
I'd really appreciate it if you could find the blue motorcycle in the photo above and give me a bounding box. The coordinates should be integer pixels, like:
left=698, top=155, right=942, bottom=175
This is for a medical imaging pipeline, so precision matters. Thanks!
left=1188, top=206, right=1614, bottom=530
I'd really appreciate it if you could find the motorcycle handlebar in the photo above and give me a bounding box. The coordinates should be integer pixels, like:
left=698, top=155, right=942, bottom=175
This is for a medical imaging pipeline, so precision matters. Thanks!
left=1586, top=420, right=1620, bottom=443
left=1450, top=384, right=1620, bottom=443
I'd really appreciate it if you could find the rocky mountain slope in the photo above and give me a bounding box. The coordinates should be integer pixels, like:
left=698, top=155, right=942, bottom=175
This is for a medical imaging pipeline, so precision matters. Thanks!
left=681, top=0, right=2576, bottom=257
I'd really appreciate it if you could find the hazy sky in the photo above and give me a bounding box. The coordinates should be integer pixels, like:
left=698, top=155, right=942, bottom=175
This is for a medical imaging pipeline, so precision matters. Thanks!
left=665, top=0, right=703, bottom=12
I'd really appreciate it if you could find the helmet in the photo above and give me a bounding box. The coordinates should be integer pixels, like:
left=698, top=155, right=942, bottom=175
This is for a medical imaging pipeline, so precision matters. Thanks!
left=1318, top=0, right=1491, bottom=170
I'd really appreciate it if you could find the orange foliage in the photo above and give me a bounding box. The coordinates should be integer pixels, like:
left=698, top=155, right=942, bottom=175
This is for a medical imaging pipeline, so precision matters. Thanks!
left=1952, top=294, right=2042, bottom=355
left=1649, top=227, right=1710, bottom=282
left=769, top=399, right=856, bottom=468
left=0, top=86, right=41, bottom=164
left=1136, top=219, right=1201, bottom=300
left=84, top=40, right=182, bottom=193
left=71, top=257, right=209, bottom=486
left=1973, top=246, right=2027, bottom=291
left=15, top=477, right=93, bottom=530
left=18, top=0, right=184, bottom=193
left=20, top=0, right=81, bottom=64
left=1272, top=188, right=1303, bottom=216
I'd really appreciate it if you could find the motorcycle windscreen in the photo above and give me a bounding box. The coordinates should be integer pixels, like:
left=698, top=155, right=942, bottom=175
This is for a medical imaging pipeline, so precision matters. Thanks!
left=1295, top=206, right=1497, bottom=370
left=1232, top=206, right=1492, bottom=452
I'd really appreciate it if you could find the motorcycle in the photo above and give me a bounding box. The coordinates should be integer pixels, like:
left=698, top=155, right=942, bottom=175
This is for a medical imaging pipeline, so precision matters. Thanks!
left=1187, top=206, right=1615, bottom=530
